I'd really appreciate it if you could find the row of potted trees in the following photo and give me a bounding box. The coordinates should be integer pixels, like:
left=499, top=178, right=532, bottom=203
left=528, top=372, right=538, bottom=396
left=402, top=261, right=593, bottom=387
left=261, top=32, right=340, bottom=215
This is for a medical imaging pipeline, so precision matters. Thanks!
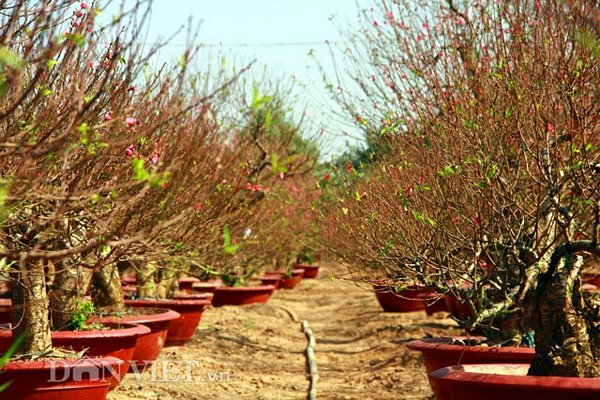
left=0, top=1, right=323, bottom=399
left=318, top=0, right=599, bottom=398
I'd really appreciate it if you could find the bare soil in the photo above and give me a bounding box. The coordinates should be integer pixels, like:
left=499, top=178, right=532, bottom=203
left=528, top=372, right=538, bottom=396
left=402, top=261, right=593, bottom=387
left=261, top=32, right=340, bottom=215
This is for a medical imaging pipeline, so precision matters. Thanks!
left=108, top=263, right=462, bottom=400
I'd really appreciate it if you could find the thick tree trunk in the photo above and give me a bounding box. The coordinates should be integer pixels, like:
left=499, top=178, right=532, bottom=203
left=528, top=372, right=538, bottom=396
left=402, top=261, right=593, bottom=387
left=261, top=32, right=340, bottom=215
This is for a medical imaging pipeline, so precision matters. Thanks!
left=47, top=262, right=92, bottom=330
left=136, top=260, right=179, bottom=299
left=11, top=260, right=52, bottom=354
left=529, top=248, right=600, bottom=377
left=91, top=263, right=125, bottom=313
left=137, top=260, right=158, bottom=298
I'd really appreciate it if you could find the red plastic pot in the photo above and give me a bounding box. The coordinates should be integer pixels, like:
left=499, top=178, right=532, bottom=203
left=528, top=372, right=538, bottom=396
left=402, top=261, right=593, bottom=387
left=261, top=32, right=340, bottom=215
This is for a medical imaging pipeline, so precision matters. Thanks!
left=429, top=363, right=600, bottom=400
left=90, top=308, right=179, bottom=372
left=372, top=284, right=432, bottom=312
left=294, top=263, right=320, bottom=279
left=121, top=276, right=136, bottom=286
left=0, top=322, right=149, bottom=387
left=583, top=275, right=600, bottom=287
left=264, top=271, right=285, bottom=278
left=122, top=285, right=137, bottom=299
left=124, top=298, right=210, bottom=346
left=178, top=277, right=200, bottom=293
left=280, top=269, right=305, bottom=290
left=211, top=285, right=276, bottom=307
left=444, top=293, right=473, bottom=320
left=192, top=281, right=222, bottom=294
left=172, top=292, right=214, bottom=301
left=257, top=276, right=282, bottom=289
left=424, top=295, right=450, bottom=315
left=0, top=356, right=123, bottom=400
left=0, top=298, right=11, bottom=324
left=406, top=336, right=535, bottom=374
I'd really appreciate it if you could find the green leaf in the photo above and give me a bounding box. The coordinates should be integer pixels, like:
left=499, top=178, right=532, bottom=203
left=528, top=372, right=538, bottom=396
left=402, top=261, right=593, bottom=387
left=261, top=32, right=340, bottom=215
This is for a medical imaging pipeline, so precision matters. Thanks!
left=222, top=225, right=241, bottom=255
left=0, top=46, right=25, bottom=70
left=132, top=158, right=150, bottom=181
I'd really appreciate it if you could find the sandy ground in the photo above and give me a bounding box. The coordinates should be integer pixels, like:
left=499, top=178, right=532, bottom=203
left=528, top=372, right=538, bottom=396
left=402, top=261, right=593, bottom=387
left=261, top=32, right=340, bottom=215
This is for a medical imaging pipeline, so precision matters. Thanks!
left=108, top=263, right=462, bottom=400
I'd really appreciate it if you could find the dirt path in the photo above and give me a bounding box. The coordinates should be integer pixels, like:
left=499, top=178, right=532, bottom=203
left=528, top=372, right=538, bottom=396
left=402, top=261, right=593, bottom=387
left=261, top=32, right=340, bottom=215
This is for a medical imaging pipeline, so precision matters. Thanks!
left=108, top=264, right=461, bottom=399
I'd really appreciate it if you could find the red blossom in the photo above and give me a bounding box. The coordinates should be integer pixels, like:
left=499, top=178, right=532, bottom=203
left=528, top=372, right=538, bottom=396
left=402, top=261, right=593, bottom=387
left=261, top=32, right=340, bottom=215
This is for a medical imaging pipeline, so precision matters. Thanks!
left=345, top=163, right=353, bottom=173
left=324, top=174, right=331, bottom=181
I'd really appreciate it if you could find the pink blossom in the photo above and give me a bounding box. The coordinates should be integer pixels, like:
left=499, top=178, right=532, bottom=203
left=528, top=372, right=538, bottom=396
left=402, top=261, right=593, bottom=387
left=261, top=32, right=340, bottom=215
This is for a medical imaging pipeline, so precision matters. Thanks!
left=373, top=20, right=379, bottom=27
left=127, top=85, right=136, bottom=93
left=279, top=172, right=285, bottom=179
left=252, top=184, right=261, bottom=192
left=385, top=11, right=393, bottom=21
left=546, top=122, right=555, bottom=133
left=150, top=154, right=159, bottom=164
left=125, top=117, right=139, bottom=128
left=103, top=113, right=112, bottom=121
left=80, top=2, right=87, bottom=9
left=245, top=182, right=253, bottom=191
left=125, top=145, right=135, bottom=157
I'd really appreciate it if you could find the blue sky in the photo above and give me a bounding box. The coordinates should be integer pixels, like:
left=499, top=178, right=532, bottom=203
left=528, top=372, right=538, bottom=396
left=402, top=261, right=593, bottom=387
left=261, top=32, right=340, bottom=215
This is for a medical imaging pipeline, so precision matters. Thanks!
left=100, top=0, right=366, bottom=158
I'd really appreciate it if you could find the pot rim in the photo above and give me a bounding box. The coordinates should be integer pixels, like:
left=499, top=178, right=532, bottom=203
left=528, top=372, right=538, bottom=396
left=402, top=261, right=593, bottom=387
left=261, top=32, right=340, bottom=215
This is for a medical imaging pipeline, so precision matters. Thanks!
left=92, top=307, right=180, bottom=324
left=214, top=284, right=276, bottom=292
left=125, top=298, right=211, bottom=307
left=430, top=363, right=600, bottom=389
left=407, top=336, right=535, bottom=356
left=1, top=355, right=123, bottom=371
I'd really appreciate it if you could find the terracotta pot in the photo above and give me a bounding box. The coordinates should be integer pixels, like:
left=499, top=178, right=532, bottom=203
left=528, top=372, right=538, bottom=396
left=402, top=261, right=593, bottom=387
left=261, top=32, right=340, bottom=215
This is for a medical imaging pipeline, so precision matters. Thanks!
left=280, top=269, right=305, bottom=290
left=192, top=281, right=222, bottom=294
left=406, top=336, right=535, bottom=374
left=90, top=308, right=180, bottom=372
left=257, top=276, right=282, bottom=289
left=124, top=298, right=210, bottom=346
left=178, top=277, right=200, bottom=294
left=211, top=285, right=276, bottom=307
left=429, top=363, right=600, bottom=400
left=294, top=263, right=320, bottom=278
left=0, top=298, right=11, bottom=324
left=0, top=356, right=122, bottom=400
left=372, top=284, right=432, bottom=312
left=0, top=322, right=149, bottom=387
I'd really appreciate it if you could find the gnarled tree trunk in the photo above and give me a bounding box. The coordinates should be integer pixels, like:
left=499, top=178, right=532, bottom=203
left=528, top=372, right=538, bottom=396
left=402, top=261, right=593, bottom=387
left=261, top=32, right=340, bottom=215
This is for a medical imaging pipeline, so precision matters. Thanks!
left=529, top=242, right=600, bottom=377
left=91, top=263, right=125, bottom=313
left=11, top=260, right=52, bottom=354
left=47, top=261, right=93, bottom=330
